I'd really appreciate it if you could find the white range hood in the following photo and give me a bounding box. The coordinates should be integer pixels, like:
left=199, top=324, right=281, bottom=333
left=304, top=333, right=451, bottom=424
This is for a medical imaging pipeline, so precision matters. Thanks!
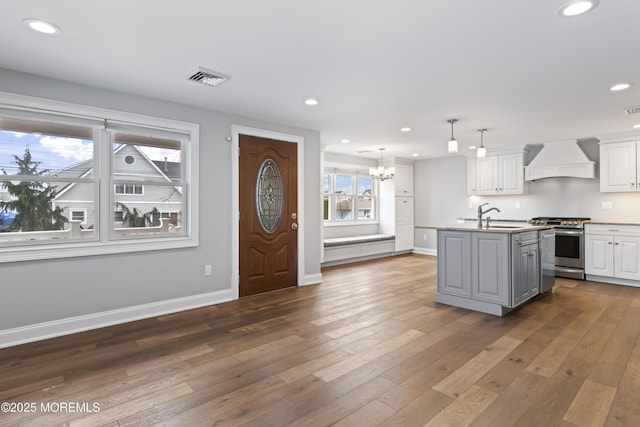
left=524, top=140, right=596, bottom=181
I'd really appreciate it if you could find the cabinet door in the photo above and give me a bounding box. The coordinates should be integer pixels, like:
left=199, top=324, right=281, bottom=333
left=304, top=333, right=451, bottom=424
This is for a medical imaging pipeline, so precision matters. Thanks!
left=394, top=163, right=414, bottom=196
left=467, top=158, right=477, bottom=196
left=600, top=142, right=637, bottom=192
left=471, top=232, right=509, bottom=305
left=499, top=154, right=524, bottom=194
left=395, top=197, right=414, bottom=251
left=477, top=156, right=499, bottom=195
left=614, top=236, right=640, bottom=280
left=526, top=244, right=540, bottom=300
left=585, top=234, right=614, bottom=276
left=512, top=244, right=528, bottom=306
left=513, top=243, right=539, bottom=306
left=437, top=231, right=471, bottom=297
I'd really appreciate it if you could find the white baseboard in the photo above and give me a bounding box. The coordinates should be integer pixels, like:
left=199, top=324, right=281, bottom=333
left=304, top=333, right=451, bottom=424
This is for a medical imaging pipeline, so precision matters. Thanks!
left=302, top=273, right=323, bottom=286
left=0, top=289, right=233, bottom=349
left=413, top=247, right=437, bottom=256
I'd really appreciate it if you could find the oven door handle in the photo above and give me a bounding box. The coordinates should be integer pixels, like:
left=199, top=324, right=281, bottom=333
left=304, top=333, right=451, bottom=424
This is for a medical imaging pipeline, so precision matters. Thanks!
left=555, top=229, right=584, bottom=236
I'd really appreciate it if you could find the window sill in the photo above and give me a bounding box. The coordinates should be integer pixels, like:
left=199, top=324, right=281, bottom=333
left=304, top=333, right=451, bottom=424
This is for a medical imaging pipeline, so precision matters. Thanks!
left=0, top=236, right=198, bottom=263
left=323, top=221, right=379, bottom=228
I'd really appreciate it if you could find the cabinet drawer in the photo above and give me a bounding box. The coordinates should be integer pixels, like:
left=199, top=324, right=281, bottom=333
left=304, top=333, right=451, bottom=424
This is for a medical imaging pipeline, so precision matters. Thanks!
left=585, top=224, right=640, bottom=236
left=512, top=231, right=538, bottom=245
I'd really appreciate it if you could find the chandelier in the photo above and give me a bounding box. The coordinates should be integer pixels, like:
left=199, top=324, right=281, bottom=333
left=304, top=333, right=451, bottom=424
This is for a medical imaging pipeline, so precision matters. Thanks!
left=369, top=148, right=395, bottom=181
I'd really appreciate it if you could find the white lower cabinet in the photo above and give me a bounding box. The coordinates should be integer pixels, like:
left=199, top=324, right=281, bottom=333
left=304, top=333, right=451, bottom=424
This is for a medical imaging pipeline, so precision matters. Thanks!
left=585, top=224, right=640, bottom=284
left=585, top=234, right=614, bottom=277
left=394, top=197, right=414, bottom=251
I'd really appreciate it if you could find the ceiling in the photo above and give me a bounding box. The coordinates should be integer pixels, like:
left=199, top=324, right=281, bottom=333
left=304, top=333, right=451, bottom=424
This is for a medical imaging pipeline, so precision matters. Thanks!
left=1, top=1, right=639, bottom=160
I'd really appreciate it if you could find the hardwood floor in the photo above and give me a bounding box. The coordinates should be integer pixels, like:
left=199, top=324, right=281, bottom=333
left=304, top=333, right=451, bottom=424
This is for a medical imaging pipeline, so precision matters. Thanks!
left=1, top=254, right=640, bottom=426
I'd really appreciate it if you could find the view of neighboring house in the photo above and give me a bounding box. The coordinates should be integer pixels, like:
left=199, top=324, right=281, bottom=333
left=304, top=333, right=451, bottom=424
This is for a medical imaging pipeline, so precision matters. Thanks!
left=52, top=144, right=182, bottom=229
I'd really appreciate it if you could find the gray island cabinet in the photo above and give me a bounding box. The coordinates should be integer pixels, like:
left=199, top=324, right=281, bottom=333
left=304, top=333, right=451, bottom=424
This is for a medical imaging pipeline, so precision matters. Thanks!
left=436, top=225, right=547, bottom=316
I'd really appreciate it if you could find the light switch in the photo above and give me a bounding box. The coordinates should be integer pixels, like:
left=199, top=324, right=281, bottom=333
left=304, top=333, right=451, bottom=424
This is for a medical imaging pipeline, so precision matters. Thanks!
left=602, top=201, right=612, bottom=209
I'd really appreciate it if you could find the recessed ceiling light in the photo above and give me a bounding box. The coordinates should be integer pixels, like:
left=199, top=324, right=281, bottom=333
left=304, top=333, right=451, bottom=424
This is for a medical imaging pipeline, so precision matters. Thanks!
left=633, top=124, right=640, bottom=129
left=411, top=153, right=420, bottom=157
left=610, top=83, right=632, bottom=92
left=400, top=127, right=412, bottom=132
left=558, top=0, right=599, bottom=17
left=23, top=18, right=61, bottom=35
left=304, top=98, right=319, bottom=106
left=468, top=145, right=477, bottom=150
left=340, top=139, right=350, bottom=144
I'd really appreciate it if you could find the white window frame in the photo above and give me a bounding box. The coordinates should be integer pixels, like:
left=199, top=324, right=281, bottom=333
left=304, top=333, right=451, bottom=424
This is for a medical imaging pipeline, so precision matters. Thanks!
left=323, top=168, right=377, bottom=226
left=0, top=91, right=199, bottom=263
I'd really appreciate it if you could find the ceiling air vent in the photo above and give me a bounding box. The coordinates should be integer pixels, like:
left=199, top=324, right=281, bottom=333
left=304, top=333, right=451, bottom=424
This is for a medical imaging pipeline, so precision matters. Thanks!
left=625, top=106, right=640, bottom=115
left=188, top=67, right=230, bottom=87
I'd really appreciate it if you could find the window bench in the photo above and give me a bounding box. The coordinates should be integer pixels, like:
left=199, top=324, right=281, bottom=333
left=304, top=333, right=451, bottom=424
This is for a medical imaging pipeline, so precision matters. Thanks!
left=323, top=234, right=395, bottom=266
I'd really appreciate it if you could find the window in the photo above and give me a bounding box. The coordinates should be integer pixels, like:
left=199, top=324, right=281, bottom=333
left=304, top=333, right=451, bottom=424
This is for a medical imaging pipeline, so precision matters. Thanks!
left=115, top=184, right=144, bottom=195
left=323, top=170, right=376, bottom=223
left=0, top=92, right=199, bottom=262
left=71, top=210, right=86, bottom=223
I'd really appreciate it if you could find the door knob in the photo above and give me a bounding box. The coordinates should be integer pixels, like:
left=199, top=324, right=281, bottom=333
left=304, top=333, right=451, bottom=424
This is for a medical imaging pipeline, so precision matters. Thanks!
left=291, top=223, right=298, bottom=230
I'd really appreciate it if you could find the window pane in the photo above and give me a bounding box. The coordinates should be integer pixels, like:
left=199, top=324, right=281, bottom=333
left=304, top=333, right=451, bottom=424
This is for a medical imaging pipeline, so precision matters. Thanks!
left=323, top=195, right=330, bottom=220
left=0, top=126, right=94, bottom=178
left=334, top=174, right=353, bottom=195
left=323, top=173, right=331, bottom=194
left=335, top=195, right=353, bottom=220
left=357, top=196, right=374, bottom=219
left=0, top=180, right=94, bottom=242
left=113, top=185, right=183, bottom=236
left=113, top=139, right=181, bottom=183
left=357, top=176, right=373, bottom=196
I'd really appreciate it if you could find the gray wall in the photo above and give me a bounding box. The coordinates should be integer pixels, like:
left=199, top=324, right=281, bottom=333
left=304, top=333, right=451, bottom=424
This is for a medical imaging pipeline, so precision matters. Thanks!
left=0, top=68, right=321, bottom=331
left=414, top=139, right=640, bottom=252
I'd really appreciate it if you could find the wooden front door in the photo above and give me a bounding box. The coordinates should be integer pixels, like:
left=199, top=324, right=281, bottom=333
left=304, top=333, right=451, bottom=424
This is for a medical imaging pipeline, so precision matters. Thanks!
left=239, top=134, right=298, bottom=297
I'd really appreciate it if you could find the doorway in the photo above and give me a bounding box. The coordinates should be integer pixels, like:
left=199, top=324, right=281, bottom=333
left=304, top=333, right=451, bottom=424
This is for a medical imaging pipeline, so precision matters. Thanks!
left=231, top=126, right=305, bottom=299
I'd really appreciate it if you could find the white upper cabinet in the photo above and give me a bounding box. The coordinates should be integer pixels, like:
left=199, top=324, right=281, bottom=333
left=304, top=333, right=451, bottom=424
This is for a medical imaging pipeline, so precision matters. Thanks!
left=394, top=162, right=414, bottom=196
left=467, top=158, right=477, bottom=196
left=471, top=150, right=526, bottom=196
left=600, top=141, right=640, bottom=192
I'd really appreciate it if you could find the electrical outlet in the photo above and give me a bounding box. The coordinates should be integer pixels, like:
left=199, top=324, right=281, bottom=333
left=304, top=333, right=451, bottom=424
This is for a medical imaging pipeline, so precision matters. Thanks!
left=205, top=265, right=212, bottom=276
left=423, top=233, right=428, bottom=241
left=515, top=202, right=521, bottom=209
left=602, top=201, right=612, bottom=210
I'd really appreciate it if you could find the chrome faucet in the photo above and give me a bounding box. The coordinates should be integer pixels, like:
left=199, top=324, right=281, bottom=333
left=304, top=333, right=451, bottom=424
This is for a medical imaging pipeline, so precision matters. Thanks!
left=477, top=203, right=501, bottom=228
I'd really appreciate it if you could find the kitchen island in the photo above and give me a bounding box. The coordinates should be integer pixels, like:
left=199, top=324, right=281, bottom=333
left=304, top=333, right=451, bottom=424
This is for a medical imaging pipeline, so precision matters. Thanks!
left=435, top=224, right=553, bottom=316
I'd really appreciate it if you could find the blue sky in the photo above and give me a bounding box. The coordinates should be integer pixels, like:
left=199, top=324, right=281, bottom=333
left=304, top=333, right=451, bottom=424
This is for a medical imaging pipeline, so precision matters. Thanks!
left=325, top=173, right=373, bottom=195
left=0, top=130, right=178, bottom=175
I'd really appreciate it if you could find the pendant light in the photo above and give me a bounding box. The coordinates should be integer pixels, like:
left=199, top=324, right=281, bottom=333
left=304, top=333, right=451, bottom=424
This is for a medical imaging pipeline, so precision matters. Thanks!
left=477, top=128, right=488, bottom=158
left=447, top=119, right=458, bottom=153
left=369, top=148, right=395, bottom=181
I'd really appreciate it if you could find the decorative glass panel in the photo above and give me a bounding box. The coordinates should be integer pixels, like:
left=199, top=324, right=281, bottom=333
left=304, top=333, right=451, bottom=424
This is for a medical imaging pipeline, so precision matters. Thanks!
left=256, top=158, right=283, bottom=233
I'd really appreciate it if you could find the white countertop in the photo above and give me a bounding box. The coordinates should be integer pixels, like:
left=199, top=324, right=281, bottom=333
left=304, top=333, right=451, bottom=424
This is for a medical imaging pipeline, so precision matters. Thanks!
left=431, top=224, right=553, bottom=233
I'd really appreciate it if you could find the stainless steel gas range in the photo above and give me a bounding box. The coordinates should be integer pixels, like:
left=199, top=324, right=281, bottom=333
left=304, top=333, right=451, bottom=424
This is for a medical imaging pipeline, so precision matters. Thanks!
left=530, top=217, right=590, bottom=280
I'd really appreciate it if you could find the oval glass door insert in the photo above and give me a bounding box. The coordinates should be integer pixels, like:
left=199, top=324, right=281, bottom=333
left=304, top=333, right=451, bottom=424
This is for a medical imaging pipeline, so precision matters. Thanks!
left=256, top=158, right=283, bottom=233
